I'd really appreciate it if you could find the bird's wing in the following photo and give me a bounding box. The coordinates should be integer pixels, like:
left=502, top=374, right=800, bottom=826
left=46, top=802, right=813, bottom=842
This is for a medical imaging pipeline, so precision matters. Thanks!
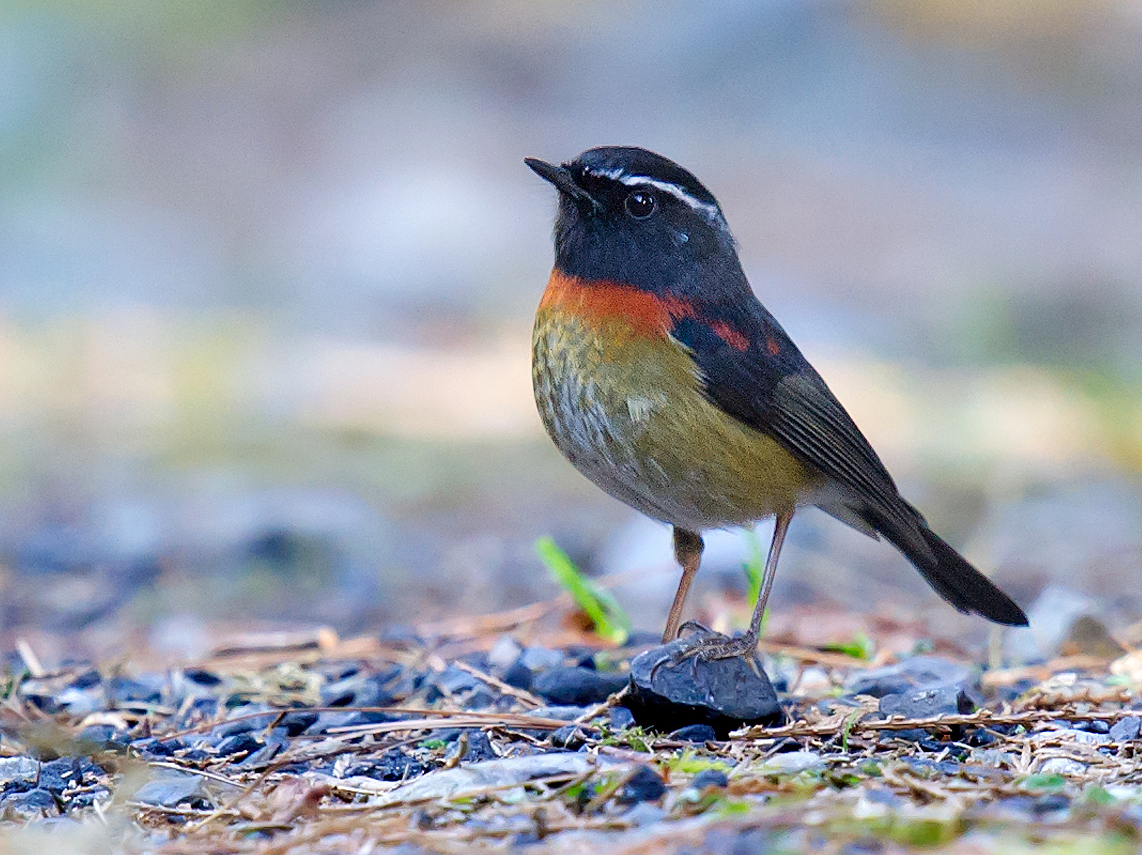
left=669, top=304, right=932, bottom=560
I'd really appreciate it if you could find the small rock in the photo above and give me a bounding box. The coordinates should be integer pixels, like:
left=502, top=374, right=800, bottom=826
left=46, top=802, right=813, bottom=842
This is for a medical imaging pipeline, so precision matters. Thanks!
left=846, top=656, right=971, bottom=698
left=1039, top=757, right=1087, bottom=776
left=281, top=710, right=319, bottom=735
left=321, top=673, right=395, bottom=708
left=551, top=724, right=594, bottom=750
left=501, top=661, right=534, bottom=691
left=879, top=684, right=976, bottom=720
left=0, top=788, right=59, bottom=821
left=0, top=757, right=40, bottom=784
left=373, top=754, right=594, bottom=806
left=670, top=724, right=718, bottom=743
left=1110, top=716, right=1141, bottom=743
left=626, top=636, right=783, bottom=738
left=518, top=647, right=565, bottom=672
left=215, top=733, right=261, bottom=757
left=486, top=636, right=523, bottom=672
left=609, top=707, right=636, bottom=730
left=133, top=770, right=212, bottom=809
left=77, top=724, right=128, bottom=750
left=616, top=764, right=666, bottom=804
left=428, top=666, right=480, bottom=700
left=691, top=768, right=729, bottom=789
left=759, top=750, right=824, bottom=774
left=533, top=667, right=627, bottom=706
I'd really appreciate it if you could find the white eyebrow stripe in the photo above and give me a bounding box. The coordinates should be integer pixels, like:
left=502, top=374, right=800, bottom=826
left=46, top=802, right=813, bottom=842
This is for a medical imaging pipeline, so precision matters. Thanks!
left=588, top=167, right=724, bottom=224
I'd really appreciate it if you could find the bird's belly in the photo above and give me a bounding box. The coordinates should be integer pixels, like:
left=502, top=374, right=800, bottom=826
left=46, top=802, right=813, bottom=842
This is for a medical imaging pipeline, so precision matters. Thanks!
left=532, top=310, right=820, bottom=531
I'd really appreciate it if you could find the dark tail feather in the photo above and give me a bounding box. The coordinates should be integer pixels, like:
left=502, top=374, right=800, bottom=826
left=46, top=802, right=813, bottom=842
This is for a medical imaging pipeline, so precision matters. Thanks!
left=893, top=525, right=1027, bottom=626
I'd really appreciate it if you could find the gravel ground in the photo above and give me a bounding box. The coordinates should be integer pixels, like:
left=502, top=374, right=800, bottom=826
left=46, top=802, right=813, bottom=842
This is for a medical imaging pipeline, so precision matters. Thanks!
left=0, top=600, right=1140, bottom=855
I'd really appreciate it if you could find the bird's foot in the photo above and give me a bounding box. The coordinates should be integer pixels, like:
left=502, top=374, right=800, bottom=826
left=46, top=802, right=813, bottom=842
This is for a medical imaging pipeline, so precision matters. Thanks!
left=672, top=621, right=760, bottom=663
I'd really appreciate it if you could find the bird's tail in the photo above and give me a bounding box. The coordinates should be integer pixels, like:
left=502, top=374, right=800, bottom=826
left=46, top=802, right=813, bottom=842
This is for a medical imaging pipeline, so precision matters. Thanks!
left=875, top=512, right=1028, bottom=627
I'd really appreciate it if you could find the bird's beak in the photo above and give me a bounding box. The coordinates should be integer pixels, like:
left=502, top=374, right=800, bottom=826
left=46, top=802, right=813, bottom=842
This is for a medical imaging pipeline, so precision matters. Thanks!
left=525, top=157, right=601, bottom=213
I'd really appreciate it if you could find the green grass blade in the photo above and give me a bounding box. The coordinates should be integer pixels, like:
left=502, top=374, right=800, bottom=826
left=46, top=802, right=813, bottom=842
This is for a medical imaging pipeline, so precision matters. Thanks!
left=535, top=536, right=630, bottom=644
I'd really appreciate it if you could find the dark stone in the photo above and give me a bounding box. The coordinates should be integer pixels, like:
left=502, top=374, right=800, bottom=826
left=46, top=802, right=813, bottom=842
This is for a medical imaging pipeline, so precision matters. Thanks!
left=1084, top=720, right=1110, bottom=734
left=533, top=667, right=628, bottom=706
left=670, top=724, right=718, bottom=743
left=281, top=710, right=319, bottom=736
left=501, top=660, right=533, bottom=691
left=879, top=684, right=977, bottom=720
left=551, top=724, right=595, bottom=750
left=346, top=749, right=424, bottom=781
left=427, top=666, right=480, bottom=700
left=691, top=768, right=729, bottom=789
left=338, top=710, right=395, bottom=728
left=215, top=733, right=261, bottom=757
left=0, top=787, right=58, bottom=819
left=108, top=676, right=163, bottom=706
left=609, top=706, right=636, bottom=730
left=134, top=770, right=212, bottom=809
left=1111, top=715, right=1141, bottom=742
left=321, top=673, right=395, bottom=708
left=616, top=764, right=666, bottom=804
left=38, top=757, right=97, bottom=794
left=626, top=637, right=783, bottom=738
left=461, top=730, right=497, bottom=762
left=847, top=656, right=972, bottom=699
left=238, top=732, right=288, bottom=768
left=70, top=669, right=101, bottom=689
left=77, top=724, right=128, bottom=750
left=131, top=737, right=179, bottom=758
left=214, top=712, right=276, bottom=738
left=183, top=668, right=222, bottom=686
left=68, top=786, right=112, bottom=809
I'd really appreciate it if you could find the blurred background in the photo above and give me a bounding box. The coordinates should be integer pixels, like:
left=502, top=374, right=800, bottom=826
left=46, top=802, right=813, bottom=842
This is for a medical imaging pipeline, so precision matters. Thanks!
left=2, top=0, right=1141, bottom=661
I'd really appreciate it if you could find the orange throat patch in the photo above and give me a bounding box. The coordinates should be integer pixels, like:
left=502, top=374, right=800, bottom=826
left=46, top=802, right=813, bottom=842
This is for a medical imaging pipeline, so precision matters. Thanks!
left=538, top=270, right=689, bottom=338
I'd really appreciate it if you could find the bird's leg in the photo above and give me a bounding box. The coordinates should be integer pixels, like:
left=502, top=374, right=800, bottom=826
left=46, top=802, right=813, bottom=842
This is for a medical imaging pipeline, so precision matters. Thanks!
left=662, top=527, right=704, bottom=642
left=678, top=511, right=792, bottom=662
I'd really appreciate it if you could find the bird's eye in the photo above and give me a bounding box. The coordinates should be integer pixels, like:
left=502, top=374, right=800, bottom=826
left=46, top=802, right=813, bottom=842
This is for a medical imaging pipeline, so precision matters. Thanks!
left=624, top=190, right=656, bottom=219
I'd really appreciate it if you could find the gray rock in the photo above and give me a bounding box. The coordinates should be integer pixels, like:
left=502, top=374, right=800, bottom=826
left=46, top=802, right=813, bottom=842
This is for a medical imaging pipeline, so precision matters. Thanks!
left=879, top=684, right=976, bottom=720
left=616, top=764, right=666, bottom=804
left=374, top=753, right=596, bottom=806
left=759, top=750, right=825, bottom=774
left=1039, top=758, right=1087, bottom=776
left=690, top=768, right=729, bottom=789
left=1110, top=715, right=1141, bottom=743
left=133, top=770, right=213, bottom=809
left=846, top=656, right=972, bottom=698
left=533, top=667, right=627, bottom=706
left=0, top=757, right=39, bottom=784
left=626, top=635, right=782, bottom=738
left=0, top=788, right=59, bottom=821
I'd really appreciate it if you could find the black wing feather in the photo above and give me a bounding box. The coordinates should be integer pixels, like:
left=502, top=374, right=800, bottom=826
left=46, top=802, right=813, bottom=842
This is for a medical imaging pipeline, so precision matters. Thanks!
left=670, top=298, right=1027, bottom=627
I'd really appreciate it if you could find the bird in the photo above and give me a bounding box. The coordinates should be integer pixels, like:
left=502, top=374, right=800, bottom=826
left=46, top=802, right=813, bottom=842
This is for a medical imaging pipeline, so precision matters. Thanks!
left=526, top=146, right=1028, bottom=661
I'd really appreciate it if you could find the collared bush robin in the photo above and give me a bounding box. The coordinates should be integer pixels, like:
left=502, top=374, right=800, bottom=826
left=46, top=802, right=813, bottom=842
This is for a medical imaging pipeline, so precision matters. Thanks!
left=527, top=146, right=1027, bottom=659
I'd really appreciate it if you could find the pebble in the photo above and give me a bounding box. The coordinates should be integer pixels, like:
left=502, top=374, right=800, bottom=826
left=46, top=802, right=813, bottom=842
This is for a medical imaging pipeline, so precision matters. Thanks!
left=0, top=788, right=59, bottom=820
left=532, top=667, right=628, bottom=706
left=626, top=635, right=782, bottom=738
left=1110, top=716, right=1141, bottom=742
left=608, top=707, right=636, bottom=730
left=759, top=750, right=825, bottom=774
left=846, top=656, right=972, bottom=699
left=1038, top=757, right=1088, bottom=776
left=616, top=764, right=666, bottom=804
left=879, top=684, right=976, bottom=720
left=133, top=770, right=213, bottom=809
left=669, top=724, right=718, bottom=743
left=690, top=768, right=729, bottom=789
